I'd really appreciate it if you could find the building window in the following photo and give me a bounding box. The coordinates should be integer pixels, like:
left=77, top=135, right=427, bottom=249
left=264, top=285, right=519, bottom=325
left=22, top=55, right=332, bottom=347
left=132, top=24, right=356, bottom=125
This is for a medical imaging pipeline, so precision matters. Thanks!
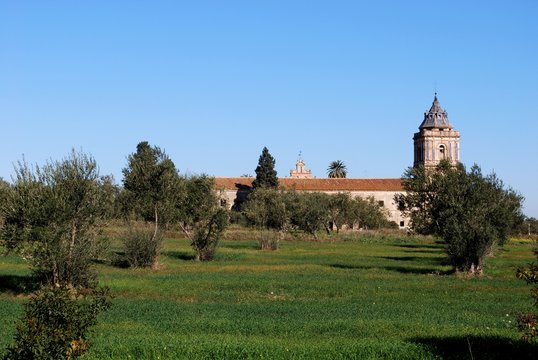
left=378, top=200, right=384, bottom=207
left=439, top=144, right=446, bottom=160
left=220, top=199, right=227, bottom=207
left=400, top=221, right=405, bottom=227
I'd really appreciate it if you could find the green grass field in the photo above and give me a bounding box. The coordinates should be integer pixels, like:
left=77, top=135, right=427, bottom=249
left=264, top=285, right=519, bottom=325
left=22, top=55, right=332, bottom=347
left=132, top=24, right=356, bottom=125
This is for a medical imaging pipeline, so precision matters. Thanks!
left=1, top=229, right=536, bottom=359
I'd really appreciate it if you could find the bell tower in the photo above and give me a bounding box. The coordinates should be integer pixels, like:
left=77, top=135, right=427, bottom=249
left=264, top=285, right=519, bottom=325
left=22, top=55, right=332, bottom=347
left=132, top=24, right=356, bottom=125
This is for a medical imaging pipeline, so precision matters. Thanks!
left=290, top=153, right=313, bottom=178
left=413, top=94, right=460, bottom=167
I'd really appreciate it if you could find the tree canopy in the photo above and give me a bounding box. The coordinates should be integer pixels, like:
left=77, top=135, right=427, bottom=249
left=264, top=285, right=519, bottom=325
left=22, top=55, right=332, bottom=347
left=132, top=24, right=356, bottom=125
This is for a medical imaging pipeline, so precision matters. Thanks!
left=252, top=147, right=279, bottom=189
left=0, top=151, right=112, bottom=288
left=122, top=141, right=180, bottom=223
left=396, top=160, right=524, bottom=273
left=181, top=175, right=229, bottom=261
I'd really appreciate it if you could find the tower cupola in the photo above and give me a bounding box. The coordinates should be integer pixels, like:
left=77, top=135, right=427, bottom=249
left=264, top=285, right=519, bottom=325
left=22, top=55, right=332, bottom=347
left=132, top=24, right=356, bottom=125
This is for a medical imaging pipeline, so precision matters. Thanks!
left=290, top=154, right=313, bottom=178
left=419, top=94, right=453, bottom=130
left=413, top=94, right=460, bottom=167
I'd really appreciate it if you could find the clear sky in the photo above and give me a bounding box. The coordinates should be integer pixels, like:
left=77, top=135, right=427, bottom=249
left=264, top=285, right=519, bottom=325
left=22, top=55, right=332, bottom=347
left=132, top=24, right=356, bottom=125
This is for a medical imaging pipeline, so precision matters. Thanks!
left=1, top=1, right=537, bottom=217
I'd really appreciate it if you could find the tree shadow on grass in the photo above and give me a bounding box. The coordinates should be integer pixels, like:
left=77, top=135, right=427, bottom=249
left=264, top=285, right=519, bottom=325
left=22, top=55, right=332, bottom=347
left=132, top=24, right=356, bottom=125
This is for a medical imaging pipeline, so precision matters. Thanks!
left=328, top=263, right=454, bottom=275
left=397, top=243, right=444, bottom=250
left=222, top=242, right=259, bottom=250
left=329, top=264, right=373, bottom=271
left=162, top=251, right=195, bottom=261
left=379, top=253, right=451, bottom=266
left=380, top=256, right=425, bottom=262
left=384, top=265, right=454, bottom=275
left=411, top=335, right=537, bottom=360
left=402, top=248, right=444, bottom=254
left=0, top=274, right=38, bottom=295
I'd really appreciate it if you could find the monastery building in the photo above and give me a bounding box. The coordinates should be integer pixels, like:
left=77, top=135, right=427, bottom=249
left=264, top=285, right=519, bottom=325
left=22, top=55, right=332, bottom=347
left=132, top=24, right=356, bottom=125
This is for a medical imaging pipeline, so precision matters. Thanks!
left=215, top=95, right=460, bottom=229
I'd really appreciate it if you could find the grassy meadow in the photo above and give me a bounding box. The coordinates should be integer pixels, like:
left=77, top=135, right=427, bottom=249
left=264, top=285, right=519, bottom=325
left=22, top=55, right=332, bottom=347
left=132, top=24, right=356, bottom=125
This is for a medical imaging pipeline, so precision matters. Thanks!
left=0, top=228, right=536, bottom=359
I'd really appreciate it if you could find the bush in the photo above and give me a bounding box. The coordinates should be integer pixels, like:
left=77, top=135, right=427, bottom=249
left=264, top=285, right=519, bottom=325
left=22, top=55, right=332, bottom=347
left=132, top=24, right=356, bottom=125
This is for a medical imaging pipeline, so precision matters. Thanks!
left=517, top=313, right=537, bottom=343
left=191, top=208, right=228, bottom=261
left=258, top=229, right=281, bottom=250
left=517, top=245, right=538, bottom=342
left=122, top=225, right=163, bottom=268
left=3, top=286, right=111, bottom=360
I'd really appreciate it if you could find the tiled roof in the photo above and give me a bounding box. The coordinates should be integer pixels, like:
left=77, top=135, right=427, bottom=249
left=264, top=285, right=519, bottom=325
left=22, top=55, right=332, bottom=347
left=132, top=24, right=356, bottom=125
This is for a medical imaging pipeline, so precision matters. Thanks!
left=214, top=177, right=403, bottom=191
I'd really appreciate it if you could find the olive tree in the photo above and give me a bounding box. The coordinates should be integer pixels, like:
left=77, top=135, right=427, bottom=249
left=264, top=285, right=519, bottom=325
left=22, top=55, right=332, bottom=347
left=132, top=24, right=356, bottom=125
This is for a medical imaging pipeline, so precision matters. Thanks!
left=286, top=192, right=331, bottom=239
left=350, top=196, right=394, bottom=230
left=396, top=160, right=523, bottom=273
left=242, top=188, right=288, bottom=249
left=121, top=141, right=182, bottom=267
left=0, top=178, right=9, bottom=226
left=179, top=175, right=229, bottom=261
left=327, top=192, right=356, bottom=232
left=1, top=151, right=112, bottom=288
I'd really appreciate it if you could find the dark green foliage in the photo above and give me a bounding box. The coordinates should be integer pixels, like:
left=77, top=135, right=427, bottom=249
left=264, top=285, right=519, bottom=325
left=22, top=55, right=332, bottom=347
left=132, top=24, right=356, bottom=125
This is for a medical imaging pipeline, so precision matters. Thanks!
left=122, top=226, right=163, bottom=268
left=327, top=193, right=391, bottom=231
left=517, top=245, right=538, bottom=342
left=327, top=192, right=354, bottom=232
left=242, top=188, right=288, bottom=249
left=243, top=188, right=288, bottom=231
left=327, top=160, right=347, bottom=178
left=514, top=217, right=538, bottom=237
left=352, top=196, right=396, bottom=230
left=191, top=207, right=228, bottom=261
left=0, top=151, right=112, bottom=288
left=181, top=176, right=229, bottom=261
left=285, top=192, right=393, bottom=238
left=0, top=178, right=9, bottom=226
left=241, top=189, right=393, bottom=240
left=396, top=160, right=524, bottom=273
left=121, top=141, right=182, bottom=267
left=3, top=286, right=111, bottom=360
left=122, top=141, right=181, bottom=224
left=181, top=175, right=218, bottom=227
left=285, top=192, right=332, bottom=239
left=98, top=175, right=121, bottom=220
left=252, top=147, right=278, bottom=189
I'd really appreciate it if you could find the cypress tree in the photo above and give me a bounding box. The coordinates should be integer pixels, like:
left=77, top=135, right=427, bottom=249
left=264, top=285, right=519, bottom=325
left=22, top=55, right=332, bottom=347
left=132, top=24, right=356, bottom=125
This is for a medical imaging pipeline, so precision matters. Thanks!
left=252, top=147, right=279, bottom=189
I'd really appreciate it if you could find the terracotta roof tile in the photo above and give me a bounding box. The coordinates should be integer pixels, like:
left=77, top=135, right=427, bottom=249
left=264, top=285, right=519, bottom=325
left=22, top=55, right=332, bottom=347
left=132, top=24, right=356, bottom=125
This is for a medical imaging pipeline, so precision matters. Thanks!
left=214, top=177, right=403, bottom=191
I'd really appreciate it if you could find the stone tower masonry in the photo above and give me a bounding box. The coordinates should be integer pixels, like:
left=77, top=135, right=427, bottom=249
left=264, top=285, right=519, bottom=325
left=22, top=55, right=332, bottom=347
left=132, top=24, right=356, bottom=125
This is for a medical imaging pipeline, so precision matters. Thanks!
left=413, top=94, right=460, bottom=167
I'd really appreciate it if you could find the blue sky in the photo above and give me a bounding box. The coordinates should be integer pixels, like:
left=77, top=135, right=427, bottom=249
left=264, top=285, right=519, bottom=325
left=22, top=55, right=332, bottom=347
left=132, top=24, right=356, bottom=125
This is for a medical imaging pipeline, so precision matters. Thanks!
left=1, top=1, right=537, bottom=217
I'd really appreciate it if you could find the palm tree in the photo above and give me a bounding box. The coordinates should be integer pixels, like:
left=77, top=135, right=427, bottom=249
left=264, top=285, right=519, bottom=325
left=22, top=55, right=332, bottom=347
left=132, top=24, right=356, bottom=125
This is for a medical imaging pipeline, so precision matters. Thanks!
left=327, top=160, right=347, bottom=178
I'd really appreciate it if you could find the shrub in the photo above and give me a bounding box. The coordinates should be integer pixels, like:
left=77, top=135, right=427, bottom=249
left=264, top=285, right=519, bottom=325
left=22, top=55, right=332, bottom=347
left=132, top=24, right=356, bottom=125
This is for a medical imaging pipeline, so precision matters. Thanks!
left=3, top=286, right=111, bottom=360
left=516, top=313, right=537, bottom=343
left=122, top=225, right=163, bottom=268
left=191, top=208, right=228, bottom=261
left=517, top=246, right=538, bottom=342
left=258, top=229, right=281, bottom=251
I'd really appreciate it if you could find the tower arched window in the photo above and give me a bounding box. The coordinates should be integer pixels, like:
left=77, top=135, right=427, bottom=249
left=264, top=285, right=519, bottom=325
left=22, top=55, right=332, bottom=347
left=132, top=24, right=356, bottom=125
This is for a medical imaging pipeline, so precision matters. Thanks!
left=439, top=144, right=446, bottom=160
